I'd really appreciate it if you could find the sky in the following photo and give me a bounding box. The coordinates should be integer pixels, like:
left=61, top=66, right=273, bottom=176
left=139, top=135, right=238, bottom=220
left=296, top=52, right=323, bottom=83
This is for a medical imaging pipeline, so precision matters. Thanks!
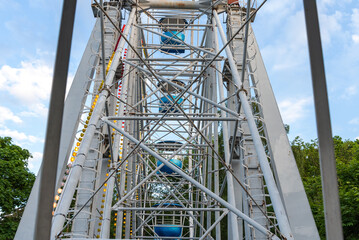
left=0, top=0, right=358, bottom=175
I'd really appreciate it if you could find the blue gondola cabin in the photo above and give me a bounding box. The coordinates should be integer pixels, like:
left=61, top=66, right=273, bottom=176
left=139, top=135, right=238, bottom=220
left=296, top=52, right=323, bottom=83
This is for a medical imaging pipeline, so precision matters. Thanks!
left=159, top=18, right=188, bottom=54
left=152, top=203, right=183, bottom=239
left=159, top=95, right=184, bottom=113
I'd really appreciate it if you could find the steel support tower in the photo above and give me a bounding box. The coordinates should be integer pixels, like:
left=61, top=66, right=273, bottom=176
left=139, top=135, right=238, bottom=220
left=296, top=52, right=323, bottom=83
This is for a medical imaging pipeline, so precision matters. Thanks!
left=16, top=1, right=320, bottom=239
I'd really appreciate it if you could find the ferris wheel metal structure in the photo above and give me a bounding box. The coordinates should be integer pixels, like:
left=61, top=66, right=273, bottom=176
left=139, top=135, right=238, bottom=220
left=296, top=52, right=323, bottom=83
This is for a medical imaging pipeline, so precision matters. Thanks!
left=15, top=0, right=324, bottom=239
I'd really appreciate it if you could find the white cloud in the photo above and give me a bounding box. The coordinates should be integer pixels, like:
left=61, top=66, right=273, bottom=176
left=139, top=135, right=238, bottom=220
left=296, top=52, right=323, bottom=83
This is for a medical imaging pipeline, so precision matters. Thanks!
left=0, top=106, right=22, bottom=124
left=351, top=9, right=359, bottom=43
left=19, top=103, right=48, bottom=118
left=259, top=2, right=343, bottom=73
left=0, top=60, right=75, bottom=118
left=0, top=127, right=43, bottom=144
left=260, top=4, right=344, bottom=73
left=349, top=117, right=359, bottom=125
left=278, top=97, right=312, bottom=124
left=318, top=0, right=335, bottom=9
left=340, top=85, right=358, bottom=99
left=261, top=10, right=307, bottom=72
left=346, top=85, right=357, bottom=96
left=347, top=86, right=356, bottom=95
left=352, top=9, right=359, bottom=30
left=352, top=35, right=359, bottom=43
left=0, top=60, right=53, bottom=105
left=319, top=11, right=343, bottom=45
left=28, top=152, right=43, bottom=174
left=261, top=0, right=296, bottom=17
left=19, top=111, right=38, bottom=118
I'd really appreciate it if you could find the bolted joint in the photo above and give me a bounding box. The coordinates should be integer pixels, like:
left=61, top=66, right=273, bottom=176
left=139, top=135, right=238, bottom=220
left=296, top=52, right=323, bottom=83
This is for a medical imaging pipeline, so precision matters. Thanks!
left=101, top=85, right=112, bottom=98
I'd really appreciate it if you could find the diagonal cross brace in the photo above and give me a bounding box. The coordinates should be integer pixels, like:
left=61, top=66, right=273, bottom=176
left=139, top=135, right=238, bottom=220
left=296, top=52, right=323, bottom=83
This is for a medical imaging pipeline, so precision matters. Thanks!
left=124, top=59, right=241, bottom=118
left=103, top=119, right=280, bottom=239
left=135, top=24, right=219, bottom=57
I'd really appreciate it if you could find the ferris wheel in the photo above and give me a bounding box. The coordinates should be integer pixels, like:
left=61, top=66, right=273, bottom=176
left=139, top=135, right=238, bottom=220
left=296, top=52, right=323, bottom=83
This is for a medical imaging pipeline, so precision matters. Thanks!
left=15, top=0, right=342, bottom=240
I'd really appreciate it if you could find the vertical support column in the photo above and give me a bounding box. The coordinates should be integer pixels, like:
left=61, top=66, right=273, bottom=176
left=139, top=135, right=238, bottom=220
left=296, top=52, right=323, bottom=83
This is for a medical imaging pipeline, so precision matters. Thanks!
left=226, top=10, right=248, bottom=239
left=94, top=4, right=122, bottom=238
left=55, top=19, right=102, bottom=193
left=226, top=8, right=269, bottom=239
left=303, top=1, right=343, bottom=239
left=116, top=53, right=131, bottom=240
left=211, top=16, right=241, bottom=240
left=15, top=19, right=101, bottom=240
left=246, top=24, right=320, bottom=239
left=100, top=72, right=124, bottom=239
left=123, top=19, right=140, bottom=239
left=34, top=0, right=77, bottom=239
left=132, top=24, right=143, bottom=236
left=71, top=132, right=101, bottom=237
left=71, top=5, right=121, bottom=237
left=212, top=22, right=222, bottom=240
left=213, top=10, right=293, bottom=240
left=187, top=63, right=195, bottom=239
left=51, top=8, right=136, bottom=238
left=203, top=28, right=215, bottom=232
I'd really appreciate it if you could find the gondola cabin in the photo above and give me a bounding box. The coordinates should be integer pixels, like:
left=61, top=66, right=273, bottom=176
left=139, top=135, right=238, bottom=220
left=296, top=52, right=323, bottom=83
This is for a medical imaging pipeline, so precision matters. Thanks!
left=159, top=95, right=184, bottom=113
left=152, top=203, right=183, bottom=239
left=159, top=18, right=188, bottom=54
left=155, top=141, right=183, bottom=175
left=158, top=80, right=185, bottom=93
left=158, top=80, right=185, bottom=113
left=157, top=158, right=183, bottom=174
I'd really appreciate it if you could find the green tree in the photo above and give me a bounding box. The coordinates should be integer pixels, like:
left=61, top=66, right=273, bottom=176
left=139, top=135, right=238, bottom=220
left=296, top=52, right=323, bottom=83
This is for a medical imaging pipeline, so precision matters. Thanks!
left=0, top=137, right=36, bottom=240
left=334, top=136, right=359, bottom=239
left=292, top=136, right=359, bottom=239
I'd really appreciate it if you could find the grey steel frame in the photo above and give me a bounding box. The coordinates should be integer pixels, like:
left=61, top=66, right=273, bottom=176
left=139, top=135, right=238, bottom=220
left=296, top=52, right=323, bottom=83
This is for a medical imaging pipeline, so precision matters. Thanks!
left=34, top=0, right=77, bottom=239
left=303, top=0, right=343, bottom=239
left=15, top=18, right=103, bottom=240
left=16, top=1, right=328, bottom=239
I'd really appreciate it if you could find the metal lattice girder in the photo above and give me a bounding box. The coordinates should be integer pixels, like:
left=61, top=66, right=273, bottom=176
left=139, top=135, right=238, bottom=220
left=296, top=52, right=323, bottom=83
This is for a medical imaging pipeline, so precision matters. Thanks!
left=15, top=19, right=102, bottom=240
left=104, top=120, right=280, bottom=239
left=246, top=24, right=320, bottom=240
left=16, top=1, right=322, bottom=239
left=51, top=8, right=136, bottom=238
left=213, top=9, right=294, bottom=239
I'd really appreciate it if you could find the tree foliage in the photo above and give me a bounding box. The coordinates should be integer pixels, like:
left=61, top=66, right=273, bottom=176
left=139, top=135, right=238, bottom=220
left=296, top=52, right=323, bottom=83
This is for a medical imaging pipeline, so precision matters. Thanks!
left=292, top=136, right=359, bottom=239
left=0, top=133, right=358, bottom=239
left=0, top=137, right=35, bottom=240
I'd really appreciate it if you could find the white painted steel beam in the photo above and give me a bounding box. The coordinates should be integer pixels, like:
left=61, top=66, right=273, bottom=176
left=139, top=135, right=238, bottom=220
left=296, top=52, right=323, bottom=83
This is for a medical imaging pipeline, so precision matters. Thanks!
left=104, top=119, right=280, bottom=240
left=213, top=10, right=294, bottom=240
left=207, top=21, right=240, bottom=240
left=105, top=116, right=239, bottom=121
left=137, top=0, right=210, bottom=9
left=14, top=19, right=102, bottom=240
left=111, top=121, right=215, bottom=210
left=247, top=25, right=320, bottom=240
left=135, top=24, right=217, bottom=56
left=123, top=60, right=241, bottom=118
left=51, top=8, right=136, bottom=238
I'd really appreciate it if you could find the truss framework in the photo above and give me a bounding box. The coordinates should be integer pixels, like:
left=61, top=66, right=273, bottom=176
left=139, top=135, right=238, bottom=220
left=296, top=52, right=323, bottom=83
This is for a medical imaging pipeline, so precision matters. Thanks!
left=16, top=1, right=320, bottom=240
